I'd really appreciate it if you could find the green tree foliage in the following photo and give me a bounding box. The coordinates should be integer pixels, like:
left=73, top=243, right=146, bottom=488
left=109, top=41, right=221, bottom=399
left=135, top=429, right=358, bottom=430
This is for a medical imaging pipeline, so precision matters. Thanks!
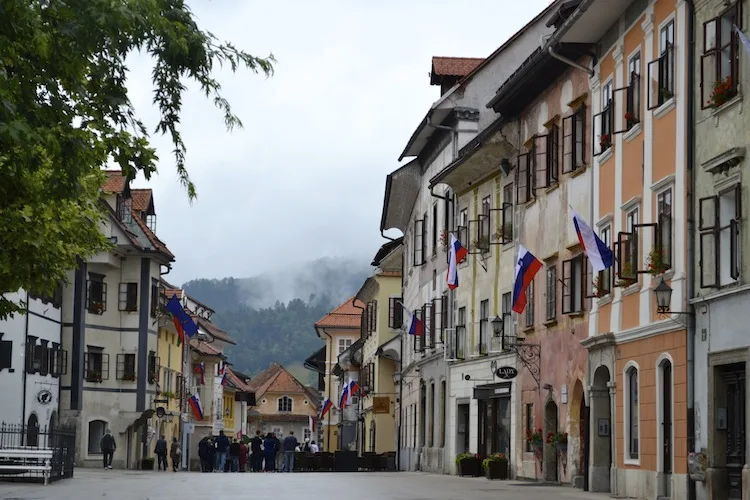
left=0, top=0, right=274, bottom=318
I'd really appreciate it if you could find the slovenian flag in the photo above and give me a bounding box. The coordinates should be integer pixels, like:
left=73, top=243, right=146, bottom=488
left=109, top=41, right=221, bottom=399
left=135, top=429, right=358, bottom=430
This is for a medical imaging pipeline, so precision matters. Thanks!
left=735, top=25, right=750, bottom=59
left=348, top=378, right=360, bottom=397
left=165, top=295, right=199, bottom=346
left=320, top=398, right=334, bottom=418
left=220, top=370, right=228, bottom=386
left=446, top=233, right=469, bottom=290
left=309, top=415, right=315, bottom=434
left=512, top=245, right=543, bottom=314
left=571, top=208, right=613, bottom=272
left=188, top=393, right=204, bottom=420
left=339, top=382, right=350, bottom=408
left=194, top=362, right=205, bottom=385
left=399, top=302, right=422, bottom=336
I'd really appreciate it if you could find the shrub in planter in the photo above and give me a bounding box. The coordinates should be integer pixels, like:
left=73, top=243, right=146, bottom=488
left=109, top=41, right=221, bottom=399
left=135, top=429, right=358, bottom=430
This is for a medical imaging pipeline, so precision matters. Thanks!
left=548, top=431, right=568, bottom=454
left=482, top=453, right=509, bottom=480
left=455, top=452, right=481, bottom=477
left=526, top=428, right=543, bottom=459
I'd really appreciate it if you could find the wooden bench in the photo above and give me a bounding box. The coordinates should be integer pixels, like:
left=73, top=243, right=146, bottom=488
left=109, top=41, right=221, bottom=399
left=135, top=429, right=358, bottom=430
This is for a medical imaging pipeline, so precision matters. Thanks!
left=0, top=448, right=54, bottom=485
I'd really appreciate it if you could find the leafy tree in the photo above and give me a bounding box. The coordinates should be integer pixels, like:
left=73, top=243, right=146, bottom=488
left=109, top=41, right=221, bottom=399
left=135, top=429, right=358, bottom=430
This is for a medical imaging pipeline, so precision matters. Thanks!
left=0, top=0, right=274, bottom=318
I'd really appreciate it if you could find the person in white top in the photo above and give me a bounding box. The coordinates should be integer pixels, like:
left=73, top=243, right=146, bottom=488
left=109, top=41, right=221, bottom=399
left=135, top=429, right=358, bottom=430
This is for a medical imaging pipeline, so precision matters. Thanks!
left=309, top=441, right=319, bottom=453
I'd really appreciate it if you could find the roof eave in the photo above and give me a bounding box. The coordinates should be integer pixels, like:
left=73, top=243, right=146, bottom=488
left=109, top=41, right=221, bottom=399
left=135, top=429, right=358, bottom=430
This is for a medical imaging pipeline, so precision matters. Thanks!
left=398, top=84, right=460, bottom=161
left=380, top=159, right=421, bottom=234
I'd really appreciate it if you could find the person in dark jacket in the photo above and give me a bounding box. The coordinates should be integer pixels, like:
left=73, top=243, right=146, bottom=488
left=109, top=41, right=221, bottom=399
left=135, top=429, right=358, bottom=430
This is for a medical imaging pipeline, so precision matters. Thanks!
left=249, top=431, right=263, bottom=472
left=281, top=431, right=299, bottom=472
left=263, top=433, right=276, bottom=472
left=198, top=437, right=211, bottom=472
left=229, top=439, right=241, bottom=472
left=169, top=436, right=181, bottom=472
left=100, top=430, right=116, bottom=469
left=154, top=435, right=168, bottom=471
left=214, top=430, right=230, bottom=472
left=272, top=433, right=282, bottom=471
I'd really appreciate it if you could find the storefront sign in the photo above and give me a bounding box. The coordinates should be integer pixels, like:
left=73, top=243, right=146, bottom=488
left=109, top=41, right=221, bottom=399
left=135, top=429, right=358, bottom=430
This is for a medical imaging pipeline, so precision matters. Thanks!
left=495, top=366, right=518, bottom=380
left=372, top=397, right=390, bottom=414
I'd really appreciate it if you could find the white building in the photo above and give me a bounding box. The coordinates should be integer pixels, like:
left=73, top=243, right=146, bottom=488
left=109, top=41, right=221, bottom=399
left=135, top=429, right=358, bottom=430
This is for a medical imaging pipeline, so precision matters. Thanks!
left=59, top=171, right=175, bottom=468
left=0, top=289, right=64, bottom=437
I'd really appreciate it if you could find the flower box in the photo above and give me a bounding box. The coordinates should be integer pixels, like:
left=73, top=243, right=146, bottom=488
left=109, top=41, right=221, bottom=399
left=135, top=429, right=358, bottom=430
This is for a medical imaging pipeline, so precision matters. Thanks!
left=456, top=453, right=482, bottom=477
left=483, top=454, right=509, bottom=480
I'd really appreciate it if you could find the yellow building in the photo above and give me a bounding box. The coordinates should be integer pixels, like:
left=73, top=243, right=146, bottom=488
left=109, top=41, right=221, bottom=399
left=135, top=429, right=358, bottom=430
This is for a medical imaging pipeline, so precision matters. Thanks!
left=355, top=240, right=403, bottom=454
left=313, top=298, right=365, bottom=451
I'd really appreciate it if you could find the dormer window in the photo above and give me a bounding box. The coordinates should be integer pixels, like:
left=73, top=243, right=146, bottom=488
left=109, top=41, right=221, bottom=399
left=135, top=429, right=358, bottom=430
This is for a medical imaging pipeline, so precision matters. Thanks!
left=146, top=214, right=156, bottom=232
left=118, top=196, right=132, bottom=223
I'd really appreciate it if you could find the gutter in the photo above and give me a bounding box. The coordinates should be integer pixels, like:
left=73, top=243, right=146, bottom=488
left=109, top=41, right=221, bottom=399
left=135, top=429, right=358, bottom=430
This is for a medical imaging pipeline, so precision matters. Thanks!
left=685, top=2, right=696, bottom=500
left=21, top=292, right=29, bottom=443
left=542, top=0, right=596, bottom=52
left=315, top=325, right=335, bottom=452
left=349, top=298, right=366, bottom=455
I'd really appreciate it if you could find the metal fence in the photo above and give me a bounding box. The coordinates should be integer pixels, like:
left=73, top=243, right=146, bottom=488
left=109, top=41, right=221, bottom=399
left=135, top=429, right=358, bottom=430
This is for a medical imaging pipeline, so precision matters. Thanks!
left=0, top=422, right=76, bottom=483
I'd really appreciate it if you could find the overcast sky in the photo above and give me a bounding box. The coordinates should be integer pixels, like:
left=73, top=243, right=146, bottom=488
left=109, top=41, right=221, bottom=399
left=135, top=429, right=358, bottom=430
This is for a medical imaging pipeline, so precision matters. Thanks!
left=127, top=0, right=554, bottom=285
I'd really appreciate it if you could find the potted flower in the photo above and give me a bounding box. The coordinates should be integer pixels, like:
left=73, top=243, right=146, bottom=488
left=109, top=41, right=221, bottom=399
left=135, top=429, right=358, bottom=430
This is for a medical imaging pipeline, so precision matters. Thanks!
left=91, top=302, right=105, bottom=315
left=482, top=453, right=509, bottom=480
left=549, top=431, right=568, bottom=454
left=455, top=452, right=482, bottom=477
left=599, top=133, right=611, bottom=151
left=616, top=262, right=636, bottom=287
left=592, top=275, right=607, bottom=298
left=123, top=372, right=136, bottom=382
left=708, top=76, right=733, bottom=108
left=493, top=223, right=513, bottom=243
left=526, top=428, right=543, bottom=458
left=660, top=87, right=674, bottom=101
left=624, top=111, right=639, bottom=128
left=86, top=371, right=102, bottom=383
left=439, top=229, right=451, bottom=251
left=646, top=247, right=668, bottom=275
left=473, top=235, right=490, bottom=252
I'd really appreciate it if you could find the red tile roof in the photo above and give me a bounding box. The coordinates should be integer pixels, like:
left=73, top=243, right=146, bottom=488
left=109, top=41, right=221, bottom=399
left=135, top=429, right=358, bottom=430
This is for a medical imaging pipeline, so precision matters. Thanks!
left=196, top=317, right=235, bottom=345
left=431, top=57, right=484, bottom=78
left=314, top=297, right=364, bottom=329
left=226, top=367, right=252, bottom=392
left=248, top=363, right=311, bottom=399
left=102, top=170, right=127, bottom=193
left=189, top=339, right=224, bottom=357
left=130, top=207, right=174, bottom=260
left=131, top=189, right=153, bottom=213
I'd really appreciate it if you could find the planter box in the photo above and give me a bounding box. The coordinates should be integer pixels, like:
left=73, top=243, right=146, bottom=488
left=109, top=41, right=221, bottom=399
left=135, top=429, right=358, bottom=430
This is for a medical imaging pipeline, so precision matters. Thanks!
left=458, top=458, right=481, bottom=477
left=556, top=444, right=567, bottom=454
left=141, top=458, right=154, bottom=470
left=485, top=460, right=509, bottom=480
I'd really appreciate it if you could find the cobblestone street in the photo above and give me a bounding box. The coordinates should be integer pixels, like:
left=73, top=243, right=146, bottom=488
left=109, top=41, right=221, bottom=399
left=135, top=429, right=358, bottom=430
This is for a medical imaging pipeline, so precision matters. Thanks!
left=0, top=470, right=611, bottom=500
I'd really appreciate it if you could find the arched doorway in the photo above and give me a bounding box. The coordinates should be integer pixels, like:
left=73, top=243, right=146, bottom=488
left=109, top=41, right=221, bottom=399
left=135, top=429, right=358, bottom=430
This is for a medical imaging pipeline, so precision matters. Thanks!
left=568, top=380, right=586, bottom=485
left=544, top=400, right=558, bottom=482
left=658, top=358, right=673, bottom=498
left=26, top=413, right=40, bottom=447
left=590, top=366, right=611, bottom=492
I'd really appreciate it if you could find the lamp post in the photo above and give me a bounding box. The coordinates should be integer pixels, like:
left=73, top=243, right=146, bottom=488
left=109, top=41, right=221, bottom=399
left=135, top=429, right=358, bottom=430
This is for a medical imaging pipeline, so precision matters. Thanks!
left=491, top=316, right=504, bottom=337
left=653, top=278, right=693, bottom=316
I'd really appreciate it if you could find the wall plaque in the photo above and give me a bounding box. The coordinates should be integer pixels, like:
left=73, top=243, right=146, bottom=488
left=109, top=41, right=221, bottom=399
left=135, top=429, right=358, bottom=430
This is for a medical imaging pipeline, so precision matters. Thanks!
left=372, top=397, right=390, bottom=414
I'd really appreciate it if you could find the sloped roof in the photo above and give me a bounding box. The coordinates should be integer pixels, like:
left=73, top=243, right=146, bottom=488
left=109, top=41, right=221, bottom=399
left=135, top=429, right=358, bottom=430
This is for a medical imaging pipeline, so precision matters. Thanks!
left=102, top=170, right=127, bottom=193
left=196, top=317, right=235, bottom=345
left=248, top=363, right=311, bottom=399
left=131, top=188, right=154, bottom=213
left=225, top=367, right=253, bottom=392
left=189, top=339, right=224, bottom=357
left=430, top=56, right=484, bottom=83
left=314, top=297, right=364, bottom=330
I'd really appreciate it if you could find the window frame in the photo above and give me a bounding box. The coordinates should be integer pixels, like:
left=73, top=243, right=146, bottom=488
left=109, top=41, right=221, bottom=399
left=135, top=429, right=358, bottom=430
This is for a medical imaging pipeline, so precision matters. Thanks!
left=561, top=254, right=586, bottom=314
left=278, top=395, right=293, bottom=413
left=657, top=188, right=674, bottom=273
left=595, top=225, right=613, bottom=297
left=699, top=184, right=742, bottom=288
left=413, top=218, right=426, bottom=266
left=624, top=364, right=640, bottom=462
left=594, top=80, right=614, bottom=157
left=455, top=307, right=466, bottom=360
left=562, top=105, right=586, bottom=173
left=116, top=353, right=137, bottom=381
left=457, top=208, right=469, bottom=258
left=118, top=282, right=138, bottom=312
left=84, top=349, right=109, bottom=382
left=479, top=299, right=489, bottom=355
left=516, top=148, right=534, bottom=204
left=477, top=196, right=491, bottom=253
left=388, top=297, right=403, bottom=329
left=86, top=273, right=107, bottom=315
left=545, top=265, right=557, bottom=321
left=647, top=20, right=676, bottom=110
left=700, top=3, right=741, bottom=110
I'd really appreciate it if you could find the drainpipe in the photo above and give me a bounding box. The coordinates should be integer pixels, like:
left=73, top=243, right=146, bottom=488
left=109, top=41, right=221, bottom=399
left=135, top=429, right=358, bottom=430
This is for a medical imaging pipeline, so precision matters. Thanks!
left=397, top=249, right=405, bottom=470
left=685, top=2, right=696, bottom=500
left=381, top=230, right=396, bottom=242
left=350, top=298, right=365, bottom=455
left=316, top=326, right=334, bottom=452
left=21, top=292, right=30, bottom=443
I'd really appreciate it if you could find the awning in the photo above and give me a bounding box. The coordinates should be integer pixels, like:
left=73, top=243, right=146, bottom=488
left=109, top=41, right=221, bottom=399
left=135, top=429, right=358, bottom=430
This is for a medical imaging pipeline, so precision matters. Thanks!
left=376, top=335, right=400, bottom=363
left=380, top=159, right=420, bottom=233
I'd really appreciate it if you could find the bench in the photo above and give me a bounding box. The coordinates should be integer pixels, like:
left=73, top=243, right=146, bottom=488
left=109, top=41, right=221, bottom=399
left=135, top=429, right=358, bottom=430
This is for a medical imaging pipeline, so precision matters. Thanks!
left=0, top=448, right=54, bottom=485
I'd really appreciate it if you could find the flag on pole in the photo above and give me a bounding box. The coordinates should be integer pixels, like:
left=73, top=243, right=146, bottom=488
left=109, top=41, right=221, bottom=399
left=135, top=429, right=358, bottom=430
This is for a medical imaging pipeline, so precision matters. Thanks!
left=220, top=370, right=229, bottom=386
left=735, top=25, right=750, bottom=59
left=165, top=295, right=198, bottom=346
left=571, top=207, right=613, bottom=272
left=320, top=398, right=334, bottom=418
left=348, top=378, right=360, bottom=397
left=399, top=302, right=423, bottom=336
left=512, top=245, right=543, bottom=314
left=194, top=362, right=205, bottom=385
left=188, top=393, right=204, bottom=420
left=446, top=233, right=469, bottom=289
left=309, top=415, right=315, bottom=434
left=338, top=382, right=350, bottom=408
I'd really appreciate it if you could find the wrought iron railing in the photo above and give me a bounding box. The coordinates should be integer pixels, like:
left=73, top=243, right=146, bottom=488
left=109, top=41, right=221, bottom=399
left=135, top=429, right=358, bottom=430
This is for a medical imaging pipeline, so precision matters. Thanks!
left=0, top=422, right=76, bottom=483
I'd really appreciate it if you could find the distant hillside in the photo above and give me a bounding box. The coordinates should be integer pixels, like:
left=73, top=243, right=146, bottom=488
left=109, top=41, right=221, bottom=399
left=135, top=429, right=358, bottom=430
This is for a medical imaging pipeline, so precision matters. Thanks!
left=182, top=257, right=372, bottom=384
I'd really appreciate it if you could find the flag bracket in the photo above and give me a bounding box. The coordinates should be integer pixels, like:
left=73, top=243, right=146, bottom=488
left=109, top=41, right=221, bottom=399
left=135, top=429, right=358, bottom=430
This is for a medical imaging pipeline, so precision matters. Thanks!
left=494, top=313, right=541, bottom=390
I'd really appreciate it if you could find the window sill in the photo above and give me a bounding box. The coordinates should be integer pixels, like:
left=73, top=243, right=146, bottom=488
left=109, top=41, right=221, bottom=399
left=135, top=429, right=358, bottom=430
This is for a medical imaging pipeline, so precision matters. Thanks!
left=623, top=457, right=641, bottom=466
left=525, top=199, right=537, bottom=208
left=651, top=269, right=675, bottom=282
left=622, top=282, right=641, bottom=297
left=654, top=97, right=676, bottom=119
left=623, top=123, right=642, bottom=143
left=708, top=93, right=743, bottom=120
left=596, top=295, right=613, bottom=307
left=545, top=183, right=560, bottom=195
left=566, top=311, right=585, bottom=318
left=523, top=325, right=535, bottom=333
left=543, top=319, right=557, bottom=327
left=598, top=147, right=614, bottom=165
left=569, top=165, right=588, bottom=178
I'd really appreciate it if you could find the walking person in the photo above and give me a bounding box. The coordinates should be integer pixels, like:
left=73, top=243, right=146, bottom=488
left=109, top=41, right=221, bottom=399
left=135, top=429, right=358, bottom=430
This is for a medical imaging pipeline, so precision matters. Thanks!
left=154, top=435, right=168, bottom=471
left=282, top=431, right=298, bottom=473
left=214, top=430, right=229, bottom=472
left=198, top=437, right=211, bottom=472
left=100, top=429, right=116, bottom=469
left=229, top=438, right=241, bottom=472
left=239, top=439, right=248, bottom=472
left=272, top=432, right=282, bottom=471
left=262, top=433, right=276, bottom=472
left=169, top=436, right=182, bottom=472
left=250, top=431, right=263, bottom=472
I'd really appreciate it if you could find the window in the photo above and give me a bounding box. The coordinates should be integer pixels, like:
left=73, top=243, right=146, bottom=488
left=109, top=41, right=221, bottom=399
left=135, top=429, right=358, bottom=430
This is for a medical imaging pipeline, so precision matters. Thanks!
left=146, top=214, right=156, bottom=232
left=657, top=189, right=673, bottom=273
left=29, top=284, right=63, bottom=309
left=116, top=353, right=136, bottom=381
left=619, top=208, right=640, bottom=283
left=413, top=217, right=426, bottom=266
left=498, top=184, right=514, bottom=244
left=304, top=428, right=312, bottom=442
left=432, top=203, right=438, bottom=256
left=455, top=307, right=466, bottom=360
left=699, top=184, right=741, bottom=287
left=525, top=281, right=535, bottom=327
left=440, top=380, right=447, bottom=447
left=457, top=209, right=469, bottom=257
left=278, top=396, right=293, bottom=413
left=88, top=420, right=107, bottom=454
left=118, top=196, right=132, bottom=223
left=545, top=124, right=560, bottom=186
left=49, top=345, right=67, bottom=377
left=338, top=338, right=353, bottom=355
left=479, top=300, right=489, bottom=355
left=563, top=105, right=586, bottom=172
left=0, top=335, right=11, bottom=372
left=388, top=298, right=403, bottom=329
left=87, top=273, right=107, bottom=314
left=595, top=80, right=613, bottom=156
left=546, top=265, right=557, bottom=321
left=25, top=336, right=39, bottom=373
left=701, top=4, right=740, bottom=109
left=501, top=293, right=512, bottom=346
left=429, top=382, right=435, bottom=447
left=118, top=283, right=138, bottom=312
left=517, top=146, right=534, bottom=203
left=150, top=279, right=159, bottom=318
left=147, top=351, right=159, bottom=383
left=648, top=20, right=675, bottom=109
left=525, top=404, right=534, bottom=452
left=596, top=226, right=612, bottom=296
left=562, top=254, right=585, bottom=314
left=366, top=301, right=377, bottom=335
left=625, top=52, right=642, bottom=129
left=626, top=366, right=640, bottom=459
left=84, top=348, right=109, bottom=382
left=478, top=196, right=491, bottom=252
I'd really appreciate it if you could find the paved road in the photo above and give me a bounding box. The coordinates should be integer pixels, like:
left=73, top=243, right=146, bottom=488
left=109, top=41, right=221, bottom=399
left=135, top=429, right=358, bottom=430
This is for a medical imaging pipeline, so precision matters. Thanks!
left=0, top=469, right=609, bottom=499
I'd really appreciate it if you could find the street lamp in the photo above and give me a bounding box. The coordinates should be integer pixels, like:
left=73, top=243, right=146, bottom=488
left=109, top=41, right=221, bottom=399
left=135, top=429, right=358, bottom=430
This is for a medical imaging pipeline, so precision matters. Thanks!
left=491, top=316, right=504, bottom=337
left=654, top=278, right=672, bottom=314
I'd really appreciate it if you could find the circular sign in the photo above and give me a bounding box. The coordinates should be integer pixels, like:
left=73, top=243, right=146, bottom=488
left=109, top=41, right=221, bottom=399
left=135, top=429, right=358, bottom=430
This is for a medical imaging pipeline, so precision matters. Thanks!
left=37, top=390, right=53, bottom=405
left=495, top=366, right=518, bottom=380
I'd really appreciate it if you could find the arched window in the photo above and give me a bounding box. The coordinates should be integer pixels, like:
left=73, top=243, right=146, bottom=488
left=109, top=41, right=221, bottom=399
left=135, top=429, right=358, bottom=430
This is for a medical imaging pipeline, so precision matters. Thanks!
left=626, top=366, right=640, bottom=459
left=88, top=420, right=107, bottom=454
left=26, top=414, right=39, bottom=447
left=278, top=396, right=293, bottom=413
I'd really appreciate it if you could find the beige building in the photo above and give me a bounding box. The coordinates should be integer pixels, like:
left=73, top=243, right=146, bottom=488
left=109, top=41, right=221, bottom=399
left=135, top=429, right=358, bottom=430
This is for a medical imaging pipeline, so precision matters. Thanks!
left=354, top=240, right=403, bottom=455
